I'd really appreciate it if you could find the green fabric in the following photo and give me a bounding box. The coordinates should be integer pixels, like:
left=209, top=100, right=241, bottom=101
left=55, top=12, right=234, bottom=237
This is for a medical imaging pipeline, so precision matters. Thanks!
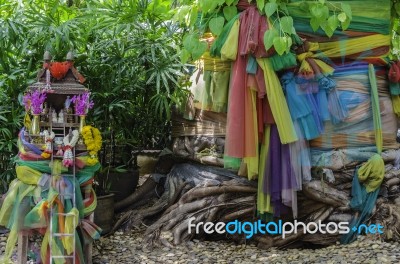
left=210, top=14, right=240, bottom=58
left=358, top=154, right=385, bottom=193
left=390, top=82, right=400, bottom=95
left=15, top=159, right=100, bottom=184
left=287, top=0, right=391, bottom=35
left=270, top=52, right=297, bottom=72
left=368, top=64, right=383, bottom=154
left=197, top=70, right=230, bottom=112
left=223, top=155, right=241, bottom=171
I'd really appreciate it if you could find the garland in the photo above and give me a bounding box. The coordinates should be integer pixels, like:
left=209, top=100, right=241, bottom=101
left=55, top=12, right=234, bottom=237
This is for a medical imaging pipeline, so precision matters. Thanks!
left=81, top=125, right=102, bottom=166
left=62, top=130, right=80, bottom=167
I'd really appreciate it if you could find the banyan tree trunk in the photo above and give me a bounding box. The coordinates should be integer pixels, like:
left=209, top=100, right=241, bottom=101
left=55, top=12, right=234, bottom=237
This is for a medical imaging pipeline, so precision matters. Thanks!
left=111, top=157, right=400, bottom=249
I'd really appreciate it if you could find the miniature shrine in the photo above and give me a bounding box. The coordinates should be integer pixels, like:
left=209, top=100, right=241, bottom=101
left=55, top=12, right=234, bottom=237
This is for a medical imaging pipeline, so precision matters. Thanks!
left=0, top=51, right=102, bottom=263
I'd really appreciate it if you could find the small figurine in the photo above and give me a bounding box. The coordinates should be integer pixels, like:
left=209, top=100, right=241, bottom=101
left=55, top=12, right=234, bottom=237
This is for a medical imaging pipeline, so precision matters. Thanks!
left=58, top=110, right=64, bottom=123
left=67, top=107, right=74, bottom=123
left=41, top=102, right=48, bottom=122
left=42, top=130, right=55, bottom=158
left=65, top=95, right=74, bottom=123
left=65, top=96, right=71, bottom=109
left=51, top=109, right=57, bottom=123
left=55, top=138, right=63, bottom=156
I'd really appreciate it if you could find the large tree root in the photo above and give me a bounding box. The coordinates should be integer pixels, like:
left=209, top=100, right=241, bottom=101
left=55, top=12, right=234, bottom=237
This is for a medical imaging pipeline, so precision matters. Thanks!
left=111, top=159, right=400, bottom=248
left=114, top=175, right=159, bottom=212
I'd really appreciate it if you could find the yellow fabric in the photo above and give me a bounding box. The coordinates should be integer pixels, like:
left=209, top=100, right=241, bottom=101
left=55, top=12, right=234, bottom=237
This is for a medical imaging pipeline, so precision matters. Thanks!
left=368, top=64, right=383, bottom=154
left=2, top=228, right=18, bottom=264
left=202, top=52, right=231, bottom=72
left=297, top=46, right=334, bottom=76
left=244, top=87, right=259, bottom=180
left=24, top=113, right=31, bottom=131
left=315, top=34, right=390, bottom=58
left=41, top=230, right=65, bottom=264
left=0, top=181, right=35, bottom=226
left=16, top=166, right=42, bottom=185
left=358, top=154, right=385, bottom=193
left=1, top=181, right=35, bottom=262
left=221, top=19, right=240, bottom=61
left=64, top=208, right=79, bottom=255
left=315, top=59, right=334, bottom=75
left=257, top=58, right=298, bottom=144
left=51, top=160, right=62, bottom=177
left=257, top=126, right=273, bottom=214
left=392, top=95, right=400, bottom=117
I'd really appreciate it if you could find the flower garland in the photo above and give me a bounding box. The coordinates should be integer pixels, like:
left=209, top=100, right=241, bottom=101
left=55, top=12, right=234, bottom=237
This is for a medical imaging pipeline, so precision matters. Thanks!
left=62, top=130, right=80, bottom=167
left=81, top=125, right=102, bottom=166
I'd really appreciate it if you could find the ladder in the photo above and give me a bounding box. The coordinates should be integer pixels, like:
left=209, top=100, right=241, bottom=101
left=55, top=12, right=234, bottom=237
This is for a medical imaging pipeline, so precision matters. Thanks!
left=49, top=116, right=77, bottom=264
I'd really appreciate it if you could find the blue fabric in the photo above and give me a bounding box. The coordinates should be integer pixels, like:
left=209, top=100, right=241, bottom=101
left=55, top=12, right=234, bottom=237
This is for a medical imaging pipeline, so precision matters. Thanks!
left=246, top=55, right=257, bottom=74
left=281, top=72, right=322, bottom=140
left=315, top=89, right=330, bottom=121
left=328, top=89, right=349, bottom=124
left=338, top=91, right=369, bottom=110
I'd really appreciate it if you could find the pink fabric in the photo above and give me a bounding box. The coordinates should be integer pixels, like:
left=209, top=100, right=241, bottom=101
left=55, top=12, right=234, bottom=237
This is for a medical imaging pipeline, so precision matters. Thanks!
left=225, top=8, right=276, bottom=158
left=225, top=52, right=247, bottom=158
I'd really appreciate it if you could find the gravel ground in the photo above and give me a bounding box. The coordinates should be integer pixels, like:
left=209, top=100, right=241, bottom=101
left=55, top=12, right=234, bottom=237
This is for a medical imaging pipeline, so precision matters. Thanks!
left=0, top=229, right=399, bottom=264
left=92, top=230, right=400, bottom=264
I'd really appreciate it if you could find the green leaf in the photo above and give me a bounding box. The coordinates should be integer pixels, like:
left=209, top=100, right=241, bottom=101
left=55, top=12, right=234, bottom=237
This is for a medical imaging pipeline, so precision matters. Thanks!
left=273, top=36, right=287, bottom=55
left=310, top=17, right=321, bottom=32
left=209, top=16, right=225, bottom=35
left=263, top=28, right=278, bottom=51
left=395, top=3, right=400, bottom=16
left=341, top=17, right=351, bottom=31
left=341, top=3, right=352, bottom=19
left=320, top=21, right=334, bottom=38
left=278, top=2, right=289, bottom=14
left=265, top=2, right=277, bottom=17
left=189, top=6, right=199, bottom=27
left=180, top=49, right=191, bottom=64
left=256, top=0, right=265, bottom=12
left=223, top=6, right=237, bottom=21
left=280, top=16, right=293, bottom=34
left=285, top=36, right=292, bottom=53
left=192, top=41, right=207, bottom=60
left=310, top=4, right=329, bottom=20
left=225, top=0, right=235, bottom=5
left=319, top=0, right=325, bottom=3
left=327, top=15, right=338, bottom=32
left=202, top=0, right=218, bottom=14
left=337, top=12, right=347, bottom=23
left=183, top=34, right=198, bottom=52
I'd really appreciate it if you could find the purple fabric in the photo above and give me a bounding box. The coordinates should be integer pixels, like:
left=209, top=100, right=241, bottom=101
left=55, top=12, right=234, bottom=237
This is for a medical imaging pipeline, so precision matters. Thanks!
left=263, top=125, right=298, bottom=217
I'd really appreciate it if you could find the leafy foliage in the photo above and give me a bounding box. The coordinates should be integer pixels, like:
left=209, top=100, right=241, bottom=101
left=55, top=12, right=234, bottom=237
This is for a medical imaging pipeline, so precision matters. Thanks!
left=173, top=0, right=353, bottom=60
left=0, top=0, right=188, bottom=191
